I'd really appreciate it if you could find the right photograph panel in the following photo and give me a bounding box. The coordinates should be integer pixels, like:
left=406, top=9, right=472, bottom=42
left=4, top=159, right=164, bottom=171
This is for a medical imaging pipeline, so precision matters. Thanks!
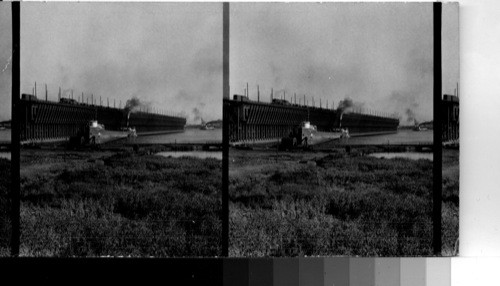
left=227, top=2, right=458, bottom=256
left=441, top=2, right=459, bottom=256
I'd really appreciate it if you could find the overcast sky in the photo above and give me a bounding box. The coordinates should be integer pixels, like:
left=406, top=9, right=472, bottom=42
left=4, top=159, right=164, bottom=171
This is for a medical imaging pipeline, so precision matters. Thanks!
left=0, top=4, right=11, bottom=122
left=442, top=3, right=460, bottom=99
left=20, top=3, right=222, bottom=124
left=1, top=3, right=459, bottom=124
left=230, top=3, right=459, bottom=124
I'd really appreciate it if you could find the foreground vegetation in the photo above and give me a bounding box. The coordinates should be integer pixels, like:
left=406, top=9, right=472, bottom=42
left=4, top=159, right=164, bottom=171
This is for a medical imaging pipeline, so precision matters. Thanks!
left=229, top=148, right=459, bottom=256
left=442, top=149, right=460, bottom=255
left=20, top=150, right=222, bottom=257
left=5, top=146, right=460, bottom=257
left=0, top=158, right=11, bottom=256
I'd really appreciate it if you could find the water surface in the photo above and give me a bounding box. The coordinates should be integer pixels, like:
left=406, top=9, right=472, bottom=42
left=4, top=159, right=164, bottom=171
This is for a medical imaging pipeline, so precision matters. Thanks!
left=134, top=128, right=221, bottom=144
left=343, top=129, right=433, bottom=145
left=368, top=152, right=433, bottom=161
left=156, top=151, right=222, bottom=160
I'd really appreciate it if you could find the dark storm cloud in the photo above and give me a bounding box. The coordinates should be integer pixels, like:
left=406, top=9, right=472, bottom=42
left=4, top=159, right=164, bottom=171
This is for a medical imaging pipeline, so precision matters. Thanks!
left=21, top=3, right=222, bottom=124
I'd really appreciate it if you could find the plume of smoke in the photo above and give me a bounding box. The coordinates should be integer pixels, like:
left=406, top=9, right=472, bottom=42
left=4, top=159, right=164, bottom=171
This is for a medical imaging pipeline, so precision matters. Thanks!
left=405, top=108, right=417, bottom=124
left=124, top=97, right=142, bottom=113
left=337, top=98, right=353, bottom=112
left=192, top=107, right=202, bottom=123
left=337, top=97, right=365, bottom=114
left=179, top=111, right=188, bottom=120
left=379, top=91, right=426, bottom=124
left=124, top=96, right=154, bottom=127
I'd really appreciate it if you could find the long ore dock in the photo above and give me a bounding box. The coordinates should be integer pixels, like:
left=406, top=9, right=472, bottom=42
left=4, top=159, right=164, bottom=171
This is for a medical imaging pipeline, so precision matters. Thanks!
left=225, top=94, right=400, bottom=145
left=19, top=93, right=186, bottom=144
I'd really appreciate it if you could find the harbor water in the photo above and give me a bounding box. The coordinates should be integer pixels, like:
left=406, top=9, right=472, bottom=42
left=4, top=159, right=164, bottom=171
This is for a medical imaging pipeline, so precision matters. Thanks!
left=136, top=128, right=222, bottom=160
left=368, top=152, right=433, bottom=161
left=133, top=128, right=221, bottom=144
left=4, top=128, right=428, bottom=145
left=156, top=151, right=222, bottom=160
left=340, top=129, right=433, bottom=145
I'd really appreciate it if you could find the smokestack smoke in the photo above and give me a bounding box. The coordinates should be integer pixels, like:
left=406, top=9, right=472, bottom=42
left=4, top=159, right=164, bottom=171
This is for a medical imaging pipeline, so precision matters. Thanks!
left=337, top=97, right=366, bottom=115
left=192, top=107, right=203, bottom=123
left=405, top=108, right=417, bottom=124
left=124, top=97, right=141, bottom=112
left=124, top=97, right=143, bottom=127
left=337, top=98, right=354, bottom=114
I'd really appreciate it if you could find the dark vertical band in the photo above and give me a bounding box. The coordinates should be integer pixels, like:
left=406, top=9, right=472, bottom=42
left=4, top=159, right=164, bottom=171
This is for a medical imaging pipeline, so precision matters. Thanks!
left=10, top=1, right=21, bottom=257
left=222, top=2, right=230, bottom=257
left=433, top=2, right=443, bottom=256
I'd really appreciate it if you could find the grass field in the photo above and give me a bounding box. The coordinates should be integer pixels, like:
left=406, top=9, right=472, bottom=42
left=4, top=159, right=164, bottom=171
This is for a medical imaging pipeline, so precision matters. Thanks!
left=2, top=146, right=459, bottom=257
left=442, top=148, right=460, bottom=255
left=19, top=149, right=222, bottom=257
left=229, top=148, right=459, bottom=257
left=0, top=158, right=11, bottom=256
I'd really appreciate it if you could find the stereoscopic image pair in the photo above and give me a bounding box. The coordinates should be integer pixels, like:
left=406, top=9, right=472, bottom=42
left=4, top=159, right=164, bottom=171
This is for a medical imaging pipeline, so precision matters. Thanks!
left=0, top=2, right=458, bottom=258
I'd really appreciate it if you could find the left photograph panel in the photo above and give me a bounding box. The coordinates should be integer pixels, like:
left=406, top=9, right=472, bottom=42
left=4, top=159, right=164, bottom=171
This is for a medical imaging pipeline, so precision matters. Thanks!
left=0, top=3, right=12, bottom=256
left=19, top=3, right=223, bottom=257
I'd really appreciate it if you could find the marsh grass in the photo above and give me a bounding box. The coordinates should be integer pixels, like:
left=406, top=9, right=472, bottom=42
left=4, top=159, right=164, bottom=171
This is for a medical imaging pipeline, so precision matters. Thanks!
left=20, top=151, right=222, bottom=257
left=442, top=149, right=460, bottom=255
left=229, top=149, right=459, bottom=256
left=0, top=158, right=11, bottom=256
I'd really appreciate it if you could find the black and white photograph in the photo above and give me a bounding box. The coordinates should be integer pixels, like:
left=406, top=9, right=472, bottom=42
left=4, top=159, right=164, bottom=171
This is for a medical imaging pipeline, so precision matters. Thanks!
left=7, top=0, right=500, bottom=284
left=17, top=3, right=223, bottom=257
left=1, top=0, right=460, bottom=260
left=0, top=3, right=13, bottom=256
left=227, top=2, right=459, bottom=256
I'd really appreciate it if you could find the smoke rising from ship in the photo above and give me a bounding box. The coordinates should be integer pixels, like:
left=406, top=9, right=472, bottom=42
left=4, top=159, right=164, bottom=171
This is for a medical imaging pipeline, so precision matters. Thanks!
left=190, top=101, right=210, bottom=124
left=192, top=107, right=202, bottom=122
left=406, top=108, right=417, bottom=124
left=124, top=97, right=142, bottom=113
left=124, top=97, right=154, bottom=127
left=337, top=98, right=366, bottom=115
